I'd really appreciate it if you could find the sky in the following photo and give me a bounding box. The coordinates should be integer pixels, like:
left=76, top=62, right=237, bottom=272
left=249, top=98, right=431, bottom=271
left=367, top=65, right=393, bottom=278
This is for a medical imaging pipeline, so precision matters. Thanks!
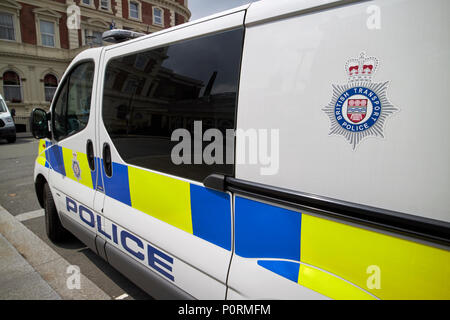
left=188, top=0, right=260, bottom=21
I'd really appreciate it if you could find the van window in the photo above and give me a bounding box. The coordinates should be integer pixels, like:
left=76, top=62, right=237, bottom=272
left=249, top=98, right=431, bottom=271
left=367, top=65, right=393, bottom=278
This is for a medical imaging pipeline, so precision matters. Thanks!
left=102, top=28, right=244, bottom=182
left=0, top=98, right=7, bottom=113
left=53, top=61, right=95, bottom=141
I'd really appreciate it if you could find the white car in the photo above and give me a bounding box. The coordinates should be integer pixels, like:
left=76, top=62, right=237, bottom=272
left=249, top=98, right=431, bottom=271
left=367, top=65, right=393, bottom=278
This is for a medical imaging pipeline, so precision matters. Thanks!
left=30, top=0, right=449, bottom=300
left=0, top=94, right=16, bottom=143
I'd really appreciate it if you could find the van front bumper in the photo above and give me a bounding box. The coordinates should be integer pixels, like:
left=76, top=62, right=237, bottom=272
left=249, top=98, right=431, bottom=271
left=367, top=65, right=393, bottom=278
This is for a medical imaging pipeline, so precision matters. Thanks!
left=0, top=125, right=16, bottom=138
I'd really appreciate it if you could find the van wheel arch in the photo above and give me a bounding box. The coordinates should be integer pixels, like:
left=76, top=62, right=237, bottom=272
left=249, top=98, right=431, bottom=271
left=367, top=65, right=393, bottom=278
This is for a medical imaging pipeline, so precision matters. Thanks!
left=35, top=174, right=47, bottom=208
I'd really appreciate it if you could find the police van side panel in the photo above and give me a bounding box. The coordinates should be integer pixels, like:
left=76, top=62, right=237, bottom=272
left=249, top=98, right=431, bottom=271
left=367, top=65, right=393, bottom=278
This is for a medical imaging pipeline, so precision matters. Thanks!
left=225, top=0, right=450, bottom=299
left=93, top=10, right=247, bottom=299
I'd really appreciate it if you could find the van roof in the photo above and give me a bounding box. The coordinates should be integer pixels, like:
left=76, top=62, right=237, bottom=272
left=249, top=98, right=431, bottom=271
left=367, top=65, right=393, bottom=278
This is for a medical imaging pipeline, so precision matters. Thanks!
left=103, top=3, right=252, bottom=51
left=245, top=0, right=353, bottom=26
left=71, top=0, right=346, bottom=63
left=77, top=0, right=344, bottom=54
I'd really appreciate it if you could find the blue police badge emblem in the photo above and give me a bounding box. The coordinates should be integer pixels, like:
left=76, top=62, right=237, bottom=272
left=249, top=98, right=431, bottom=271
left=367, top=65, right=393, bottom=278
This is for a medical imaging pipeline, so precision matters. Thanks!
left=72, top=152, right=81, bottom=181
left=323, top=52, right=399, bottom=149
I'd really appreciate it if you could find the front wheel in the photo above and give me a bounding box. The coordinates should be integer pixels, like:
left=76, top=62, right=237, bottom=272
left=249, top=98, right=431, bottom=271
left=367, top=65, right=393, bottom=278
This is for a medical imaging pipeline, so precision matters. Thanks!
left=43, top=183, right=69, bottom=242
left=6, top=135, right=16, bottom=143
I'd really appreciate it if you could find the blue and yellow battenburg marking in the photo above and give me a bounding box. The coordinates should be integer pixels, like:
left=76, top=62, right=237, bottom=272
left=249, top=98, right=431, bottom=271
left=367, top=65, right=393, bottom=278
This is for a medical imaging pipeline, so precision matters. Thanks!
left=36, top=140, right=232, bottom=251
left=37, top=142, right=450, bottom=299
left=234, top=196, right=450, bottom=300
left=36, top=139, right=97, bottom=188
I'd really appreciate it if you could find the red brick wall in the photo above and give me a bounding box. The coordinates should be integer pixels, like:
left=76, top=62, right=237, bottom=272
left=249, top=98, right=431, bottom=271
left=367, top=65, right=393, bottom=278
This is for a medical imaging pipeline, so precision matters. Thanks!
left=78, top=29, right=82, bottom=47
left=59, top=13, right=69, bottom=49
left=111, top=0, right=117, bottom=15
left=122, top=0, right=129, bottom=19
left=17, top=0, right=187, bottom=48
left=142, top=2, right=152, bottom=25
left=19, top=3, right=37, bottom=45
left=175, top=13, right=185, bottom=25
left=164, top=8, right=170, bottom=28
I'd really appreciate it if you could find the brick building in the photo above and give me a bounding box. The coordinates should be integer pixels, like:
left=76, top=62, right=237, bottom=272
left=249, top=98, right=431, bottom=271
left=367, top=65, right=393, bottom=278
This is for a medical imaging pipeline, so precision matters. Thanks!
left=0, top=0, right=190, bottom=131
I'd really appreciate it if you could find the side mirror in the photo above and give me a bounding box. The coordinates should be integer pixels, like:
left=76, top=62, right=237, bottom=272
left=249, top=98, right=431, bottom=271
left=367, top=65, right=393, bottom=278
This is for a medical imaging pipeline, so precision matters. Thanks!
left=31, top=108, right=51, bottom=139
left=10, top=108, right=16, bottom=117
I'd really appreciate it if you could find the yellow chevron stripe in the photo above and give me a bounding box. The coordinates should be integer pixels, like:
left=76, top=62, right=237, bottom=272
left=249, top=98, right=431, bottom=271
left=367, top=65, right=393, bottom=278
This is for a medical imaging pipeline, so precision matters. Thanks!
left=128, top=167, right=193, bottom=234
left=300, top=214, right=450, bottom=299
left=298, top=264, right=376, bottom=300
left=36, top=139, right=47, bottom=167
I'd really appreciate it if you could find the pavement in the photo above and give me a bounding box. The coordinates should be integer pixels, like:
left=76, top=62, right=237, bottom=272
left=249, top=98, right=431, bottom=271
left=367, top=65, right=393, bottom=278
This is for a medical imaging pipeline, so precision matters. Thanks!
left=0, top=232, right=61, bottom=300
left=0, top=203, right=110, bottom=300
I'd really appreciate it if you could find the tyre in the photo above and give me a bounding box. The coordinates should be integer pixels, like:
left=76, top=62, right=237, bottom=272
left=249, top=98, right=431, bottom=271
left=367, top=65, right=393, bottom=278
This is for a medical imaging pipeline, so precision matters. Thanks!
left=6, top=135, right=16, bottom=143
left=43, top=183, right=69, bottom=242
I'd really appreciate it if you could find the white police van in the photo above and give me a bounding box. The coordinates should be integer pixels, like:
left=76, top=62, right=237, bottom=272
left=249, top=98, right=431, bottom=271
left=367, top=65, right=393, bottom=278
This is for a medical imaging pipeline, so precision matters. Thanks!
left=0, top=94, right=16, bottom=143
left=31, top=0, right=449, bottom=300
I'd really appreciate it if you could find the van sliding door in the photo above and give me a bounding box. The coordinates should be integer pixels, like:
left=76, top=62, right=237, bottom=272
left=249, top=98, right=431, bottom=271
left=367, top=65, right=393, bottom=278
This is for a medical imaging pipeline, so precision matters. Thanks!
left=224, top=0, right=450, bottom=300
left=96, top=11, right=246, bottom=299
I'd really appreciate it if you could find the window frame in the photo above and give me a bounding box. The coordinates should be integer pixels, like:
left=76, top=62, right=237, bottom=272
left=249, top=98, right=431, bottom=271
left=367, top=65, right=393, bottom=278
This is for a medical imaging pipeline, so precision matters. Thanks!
left=83, top=28, right=103, bottom=47
left=99, top=0, right=112, bottom=12
left=92, top=30, right=103, bottom=47
left=2, top=70, right=23, bottom=103
left=128, top=0, right=142, bottom=21
left=51, top=60, right=96, bottom=142
left=79, top=0, right=95, bottom=9
left=0, top=12, right=15, bottom=41
left=0, top=6, right=21, bottom=43
left=39, top=19, right=56, bottom=48
left=34, top=11, right=61, bottom=48
left=43, top=73, right=58, bottom=102
left=152, top=7, right=163, bottom=27
left=81, top=18, right=110, bottom=47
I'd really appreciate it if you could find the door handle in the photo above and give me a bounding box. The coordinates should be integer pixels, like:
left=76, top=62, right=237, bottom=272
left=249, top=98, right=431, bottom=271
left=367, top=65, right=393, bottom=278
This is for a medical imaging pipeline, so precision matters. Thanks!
left=86, top=139, right=95, bottom=171
left=102, top=142, right=112, bottom=177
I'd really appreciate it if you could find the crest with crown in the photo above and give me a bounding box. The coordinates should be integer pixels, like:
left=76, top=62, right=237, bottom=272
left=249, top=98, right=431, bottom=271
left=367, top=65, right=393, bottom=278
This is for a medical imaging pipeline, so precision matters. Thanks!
left=323, top=51, right=399, bottom=150
left=72, top=152, right=81, bottom=181
left=345, top=52, right=379, bottom=84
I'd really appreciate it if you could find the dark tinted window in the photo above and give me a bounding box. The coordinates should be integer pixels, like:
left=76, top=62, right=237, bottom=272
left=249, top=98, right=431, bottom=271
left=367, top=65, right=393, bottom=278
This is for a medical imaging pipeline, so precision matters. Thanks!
left=102, top=28, right=244, bottom=182
left=53, top=61, right=95, bottom=141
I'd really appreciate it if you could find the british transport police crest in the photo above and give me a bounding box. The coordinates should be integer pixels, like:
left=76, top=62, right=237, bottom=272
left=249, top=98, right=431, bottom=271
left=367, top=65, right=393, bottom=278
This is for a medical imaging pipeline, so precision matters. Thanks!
left=323, top=52, right=399, bottom=149
left=72, top=152, right=81, bottom=181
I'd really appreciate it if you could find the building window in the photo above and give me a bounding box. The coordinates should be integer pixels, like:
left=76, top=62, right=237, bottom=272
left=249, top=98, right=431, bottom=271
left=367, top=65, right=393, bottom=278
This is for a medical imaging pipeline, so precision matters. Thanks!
left=153, top=7, right=163, bottom=26
left=102, top=28, right=244, bottom=182
left=100, top=0, right=110, bottom=11
left=80, top=0, right=95, bottom=8
left=40, top=20, right=55, bottom=47
left=92, top=31, right=103, bottom=46
left=2, top=71, right=22, bottom=103
left=0, top=12, right=15, bottom=41
left=84, top=29, right=103, bottom=47
left=129, top=1, right=140, bottom=19
left=44, top=74, right=58, bottom=102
